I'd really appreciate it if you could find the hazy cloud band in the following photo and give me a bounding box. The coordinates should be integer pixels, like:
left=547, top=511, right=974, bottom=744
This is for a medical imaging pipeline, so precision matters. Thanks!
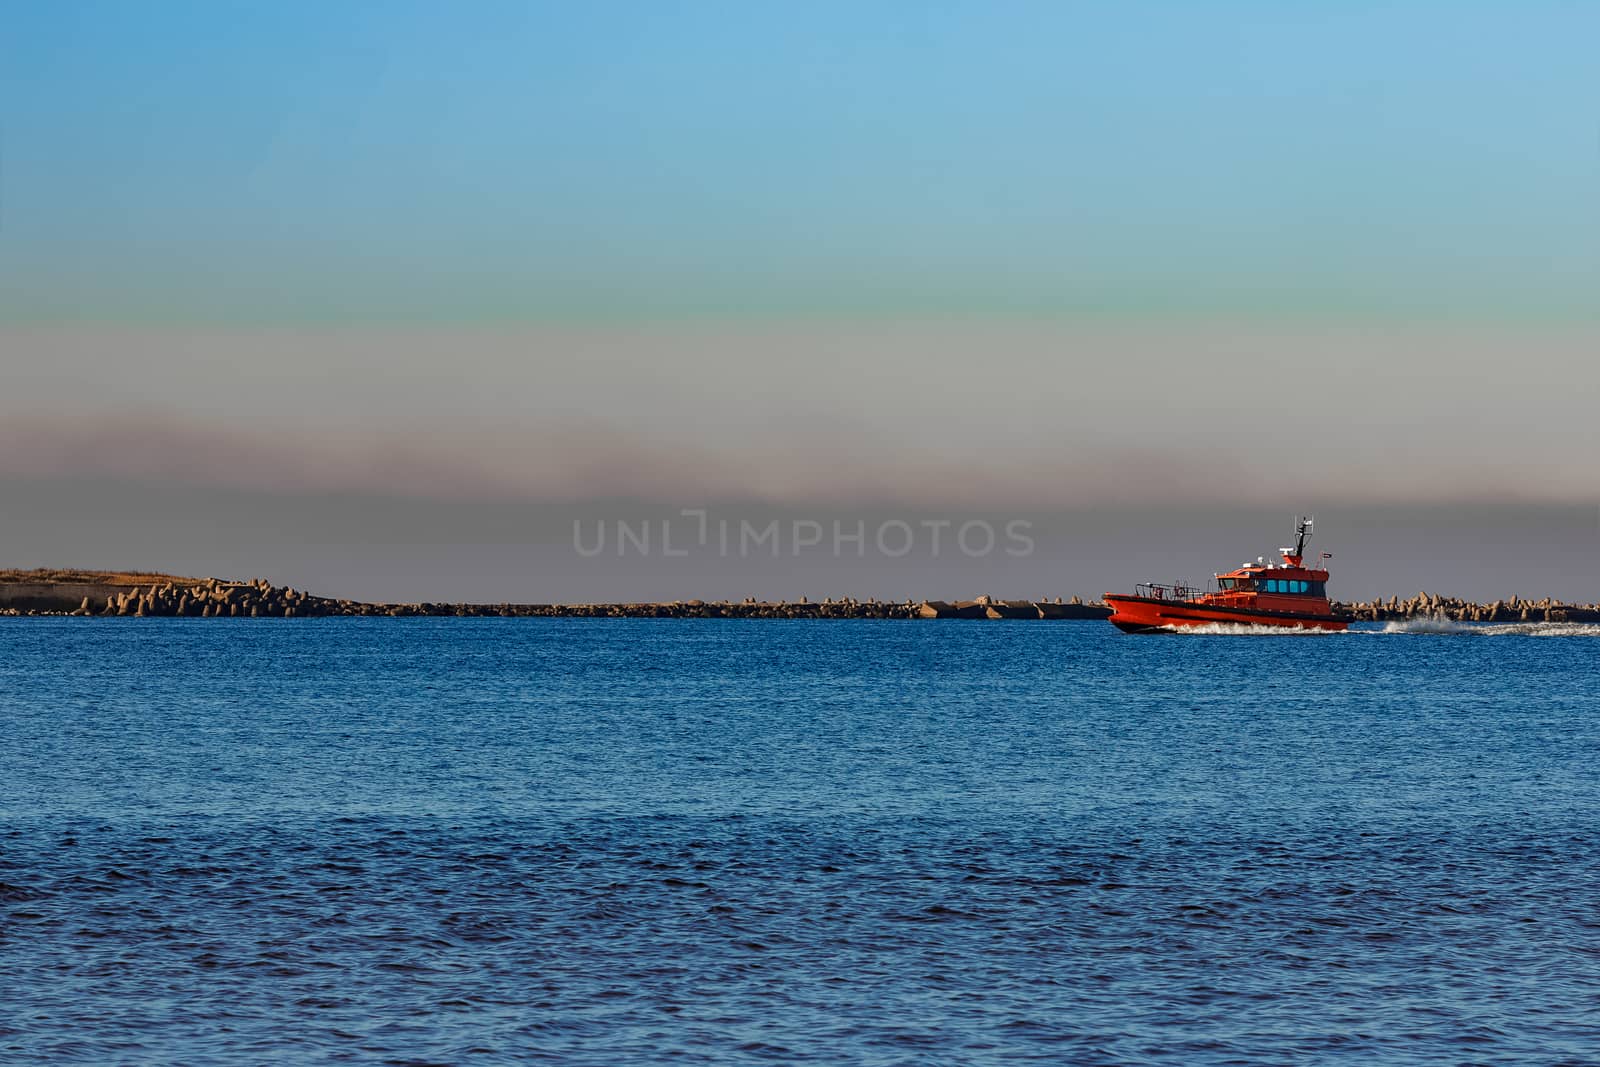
left=7, top=323, right=1598, bottom=508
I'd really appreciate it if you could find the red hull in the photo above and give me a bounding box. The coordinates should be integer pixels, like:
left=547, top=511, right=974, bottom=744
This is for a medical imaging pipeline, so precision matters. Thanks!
left=1104, top=594, right=1348, bottom=633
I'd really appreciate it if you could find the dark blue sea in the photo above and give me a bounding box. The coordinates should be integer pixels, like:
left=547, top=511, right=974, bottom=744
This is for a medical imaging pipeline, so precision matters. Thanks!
left=2, top=618, right=1598, bottom=1065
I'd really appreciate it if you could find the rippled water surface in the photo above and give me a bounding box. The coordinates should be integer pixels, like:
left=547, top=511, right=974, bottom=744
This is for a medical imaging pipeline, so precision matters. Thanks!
left=2, top=618, right=1597, bottom=1064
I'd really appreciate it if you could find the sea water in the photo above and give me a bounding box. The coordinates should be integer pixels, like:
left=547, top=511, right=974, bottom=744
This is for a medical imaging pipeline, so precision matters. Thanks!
left=1, top=618, right=1596, bottom=1064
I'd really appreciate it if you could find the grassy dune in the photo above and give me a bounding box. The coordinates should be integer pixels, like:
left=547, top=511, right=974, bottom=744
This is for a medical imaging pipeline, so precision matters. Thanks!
left=0, top=568, right=209, bottom=587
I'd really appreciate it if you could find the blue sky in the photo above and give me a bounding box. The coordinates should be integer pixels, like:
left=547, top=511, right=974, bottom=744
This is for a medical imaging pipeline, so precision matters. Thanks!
left=2, top=3, right=1598, bottom=598
left=4, top=1, right=1597, bottom=322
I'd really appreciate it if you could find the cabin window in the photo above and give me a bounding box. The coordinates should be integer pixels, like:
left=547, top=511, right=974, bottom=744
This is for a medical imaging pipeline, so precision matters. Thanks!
left=1267, top=579, right=1312, bottom=594
left=1267, top=578, right=1312, bottom=593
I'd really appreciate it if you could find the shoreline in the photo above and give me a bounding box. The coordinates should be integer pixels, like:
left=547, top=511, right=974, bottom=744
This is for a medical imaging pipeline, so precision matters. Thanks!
left=0, top=576, right=1111, bottom=620
left=4, top=572, right=1600, bottom=622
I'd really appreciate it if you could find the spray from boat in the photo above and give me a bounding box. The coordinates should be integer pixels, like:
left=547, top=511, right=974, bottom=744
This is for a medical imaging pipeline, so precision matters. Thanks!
left=1159, top=617, right=1600, bottom=637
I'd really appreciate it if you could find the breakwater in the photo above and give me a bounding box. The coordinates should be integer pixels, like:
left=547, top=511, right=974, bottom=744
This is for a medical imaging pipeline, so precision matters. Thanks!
left=1334, top=591, right=1600, bottom=624
left=6, top=572, right=1599, bottom=622
left=0, top=576, right=1111, bottom=619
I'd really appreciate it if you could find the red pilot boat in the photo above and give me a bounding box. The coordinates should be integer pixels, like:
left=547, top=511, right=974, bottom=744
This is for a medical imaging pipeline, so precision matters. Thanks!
left=1105, top=517, right=1348, bottom=633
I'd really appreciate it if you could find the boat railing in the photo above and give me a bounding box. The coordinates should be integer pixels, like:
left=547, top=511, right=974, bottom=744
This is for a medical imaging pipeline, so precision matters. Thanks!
left=1136, top=580, right=1215, bottom=602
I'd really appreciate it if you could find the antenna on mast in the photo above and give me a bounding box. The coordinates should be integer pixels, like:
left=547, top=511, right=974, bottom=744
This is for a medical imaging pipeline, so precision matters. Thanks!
left=1293, top=515, right=1313, bottom=561
left=1281, top=515, right=1314, bottom=565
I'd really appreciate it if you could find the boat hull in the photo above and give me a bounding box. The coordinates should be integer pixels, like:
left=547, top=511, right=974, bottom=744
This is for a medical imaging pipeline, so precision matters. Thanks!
left=1104, top=594, right=1349, bottom=633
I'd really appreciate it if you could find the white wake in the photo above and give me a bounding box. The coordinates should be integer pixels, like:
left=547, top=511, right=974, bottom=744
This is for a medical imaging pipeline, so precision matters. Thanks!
left=1160, top=617, right=1600, bottom=637
left=1380, top=615, right=1600, bottom=637
left=1379, top=615, right=1475, bottom=635
left=1158, top=622, right=1338, bottom=636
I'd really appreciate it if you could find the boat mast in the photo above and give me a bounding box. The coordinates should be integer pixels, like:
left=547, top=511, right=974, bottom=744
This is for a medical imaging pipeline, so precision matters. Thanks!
left=1292, top=516, right=1313, bottom=562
